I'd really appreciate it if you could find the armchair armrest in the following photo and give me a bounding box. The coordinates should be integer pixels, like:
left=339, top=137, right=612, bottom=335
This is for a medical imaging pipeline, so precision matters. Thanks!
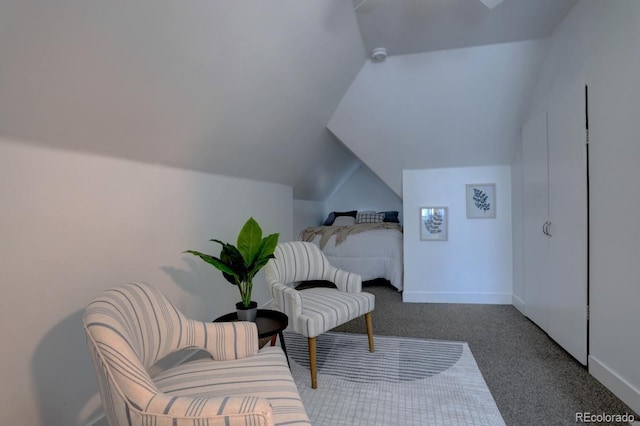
left=270, top=282, right=303, bottom=317
left=327, top=267, right=362, bottom=293
left=184, top=320, right=260, bottom=361
left=143, top=393, right=274, bottom=426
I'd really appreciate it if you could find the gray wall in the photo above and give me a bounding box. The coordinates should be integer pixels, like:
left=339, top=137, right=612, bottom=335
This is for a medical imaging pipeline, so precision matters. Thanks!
left=403, top=166, right=513, bottom=304
left=328, top=40, right=546, bottom=195
left=518, top=0, right=640, bottom=413
left=0, top=137, right=293, bottom=425
left=324, top=165, right=403, bottom=222
left=293, top=164, right=403, bottom=237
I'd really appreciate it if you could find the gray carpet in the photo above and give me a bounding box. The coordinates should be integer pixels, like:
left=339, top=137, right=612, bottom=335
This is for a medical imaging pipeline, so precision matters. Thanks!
left=327, top=280, right=638, bottom=426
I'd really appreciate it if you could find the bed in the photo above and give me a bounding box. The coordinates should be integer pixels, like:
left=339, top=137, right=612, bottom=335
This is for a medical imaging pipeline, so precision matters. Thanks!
left=299, top=211, right=403, bottom=291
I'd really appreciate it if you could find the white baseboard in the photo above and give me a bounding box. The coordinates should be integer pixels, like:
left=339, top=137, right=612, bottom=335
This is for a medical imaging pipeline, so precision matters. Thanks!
left=589, top=355, right=640, bottom=415
left=402, top=291, right=512, bottom=304
left=512, top=294, right=526, bottom=314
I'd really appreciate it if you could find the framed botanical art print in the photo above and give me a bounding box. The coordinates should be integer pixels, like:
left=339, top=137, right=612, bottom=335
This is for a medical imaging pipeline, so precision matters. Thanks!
left=420, top=207, right=448, bottom=241
left=466, top=183, right=496, bottom=219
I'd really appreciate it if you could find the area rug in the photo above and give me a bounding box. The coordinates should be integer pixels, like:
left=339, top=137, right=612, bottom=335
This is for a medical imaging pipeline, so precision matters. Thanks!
left=284, top=331, right=505, bottom=426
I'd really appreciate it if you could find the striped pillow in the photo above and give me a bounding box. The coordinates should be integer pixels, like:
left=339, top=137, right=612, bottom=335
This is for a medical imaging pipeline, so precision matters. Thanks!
left=356, top=212, right=385, bottom=224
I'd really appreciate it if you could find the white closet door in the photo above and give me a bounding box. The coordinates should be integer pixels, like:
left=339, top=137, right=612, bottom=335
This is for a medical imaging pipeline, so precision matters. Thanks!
left=522, top=110, right=550, bottom=331
left=547, top=85, right=588, bottom=365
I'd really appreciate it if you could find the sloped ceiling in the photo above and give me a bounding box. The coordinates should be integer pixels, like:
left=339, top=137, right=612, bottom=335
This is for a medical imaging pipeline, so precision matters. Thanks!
left=0, top=0, right=577, bottom=201
left=328, top=40, right=547, bottom=196
left=0, top=0, right=365, bottom=200
left=354, top=0, right=577, bottom=56
left=333, top=0, right=577, bottom=196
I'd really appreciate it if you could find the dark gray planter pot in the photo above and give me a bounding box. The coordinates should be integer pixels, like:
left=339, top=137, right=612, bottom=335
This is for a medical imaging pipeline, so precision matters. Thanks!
left=236, top=301, right=258, bottom=321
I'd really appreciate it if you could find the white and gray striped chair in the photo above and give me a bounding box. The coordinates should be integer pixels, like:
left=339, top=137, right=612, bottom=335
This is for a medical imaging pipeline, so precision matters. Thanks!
left=83, top=282, right=309, bottom=426
left=265, top=241, right=375, bottom=389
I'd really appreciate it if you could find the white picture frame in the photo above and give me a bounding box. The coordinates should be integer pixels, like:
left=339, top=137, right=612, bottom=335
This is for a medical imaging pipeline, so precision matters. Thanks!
left=420, top=207, right=448, bottom=241
left=466, top=183, right=496, bottom=219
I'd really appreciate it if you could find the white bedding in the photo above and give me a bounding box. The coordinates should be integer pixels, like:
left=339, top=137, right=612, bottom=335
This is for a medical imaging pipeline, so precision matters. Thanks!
left=306, top=227, right=403, bottom=291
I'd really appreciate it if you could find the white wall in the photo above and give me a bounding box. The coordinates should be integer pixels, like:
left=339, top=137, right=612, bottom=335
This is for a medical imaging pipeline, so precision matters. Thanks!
left=518, top=0, right=640, bottom=413
left=0, top=138, right=293, bottom=426
left=328, top=40, right=546, bottom=196
left=510, top=141, right=525, bottom=313
left=292, top=164, right=403, bottom=239
left=292, top=199, right=324, bottom=239
left=324, top=165, right=403, bottom=222
left=403, top=166, right=512, bottom=304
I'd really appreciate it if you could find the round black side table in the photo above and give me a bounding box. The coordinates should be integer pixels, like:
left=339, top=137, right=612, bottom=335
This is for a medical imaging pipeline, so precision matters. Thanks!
left=213, top=309, right=290, bottom=367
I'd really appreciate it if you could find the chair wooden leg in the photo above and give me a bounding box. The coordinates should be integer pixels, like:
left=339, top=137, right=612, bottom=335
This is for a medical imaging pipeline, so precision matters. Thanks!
left=308, top=337, right=318, bottom=389
left=365, top=312, right=374, bottom=352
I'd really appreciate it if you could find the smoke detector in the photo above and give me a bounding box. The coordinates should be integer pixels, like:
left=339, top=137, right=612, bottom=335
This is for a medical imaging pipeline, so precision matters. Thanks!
left=371, top=47, right=387, bottom=62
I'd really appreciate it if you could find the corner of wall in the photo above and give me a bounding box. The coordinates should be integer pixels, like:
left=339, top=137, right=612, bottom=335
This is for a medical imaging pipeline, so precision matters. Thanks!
left=589, top=356, right=640, bottom=415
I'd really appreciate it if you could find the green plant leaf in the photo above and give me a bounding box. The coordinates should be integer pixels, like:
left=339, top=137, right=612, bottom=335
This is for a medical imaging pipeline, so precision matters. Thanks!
left=185, top=219, right=277, bottom=304
left=204, top=239, right=241, bottom=284
left=237, top=217, right=263, bottom=266
left=257, top=233, right=279, bottom=261
left=183, top=250, right=236, bottom=277
left=246, top=233, right=279, bottom=276
left=248, top=254, right=276, bottom=278
left=219, top=244, right=247, bottom=277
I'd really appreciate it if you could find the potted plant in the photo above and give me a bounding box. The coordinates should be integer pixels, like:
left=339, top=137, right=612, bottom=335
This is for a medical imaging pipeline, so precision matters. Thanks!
left=184, top=217, right=279, bottom=321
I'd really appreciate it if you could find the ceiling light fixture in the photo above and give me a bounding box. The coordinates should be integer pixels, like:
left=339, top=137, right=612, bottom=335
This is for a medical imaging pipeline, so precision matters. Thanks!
left=371, top=47, right=387, bottom=62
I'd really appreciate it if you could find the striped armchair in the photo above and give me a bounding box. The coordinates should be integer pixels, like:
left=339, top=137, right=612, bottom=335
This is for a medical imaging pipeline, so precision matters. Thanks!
left=265, top=241, right=375, bottom=388
left=83, top=282, right=309, bottom=426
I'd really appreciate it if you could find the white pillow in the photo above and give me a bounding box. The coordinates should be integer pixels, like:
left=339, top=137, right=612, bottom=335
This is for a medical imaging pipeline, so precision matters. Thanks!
left=332, top=215, right=356, bottom=226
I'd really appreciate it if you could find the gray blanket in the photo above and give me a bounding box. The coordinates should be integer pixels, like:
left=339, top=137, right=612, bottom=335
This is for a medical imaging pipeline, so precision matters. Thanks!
left=299, top=223, right=403, bottom=249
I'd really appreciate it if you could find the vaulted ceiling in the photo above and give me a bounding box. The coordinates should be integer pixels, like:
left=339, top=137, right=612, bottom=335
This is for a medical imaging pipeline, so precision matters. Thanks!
left=0, top=0, right=365, bottom=200
left=354, top=0, right=577, bottom=57
left=0, top=0, right=577, bottom=201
